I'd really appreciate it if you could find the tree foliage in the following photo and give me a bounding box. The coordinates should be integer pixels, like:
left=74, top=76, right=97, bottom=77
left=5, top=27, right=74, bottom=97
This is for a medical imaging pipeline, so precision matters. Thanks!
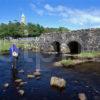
left=0, top=20, right=70, bottom=38
left=44, top=27, right=70, bottom=33
left=0, top=21, right=44, bottom=38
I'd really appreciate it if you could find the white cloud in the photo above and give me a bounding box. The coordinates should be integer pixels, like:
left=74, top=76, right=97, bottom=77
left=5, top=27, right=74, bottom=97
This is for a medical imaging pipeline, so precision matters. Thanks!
left=44, top=4, right=54, bottom=12
left=30, top=3, right=36, bottom=10
left=30, top=3, right=44, bottom=16
left=36, top=10, right=44, bottom=16
left=44, top=4, right=100, bottom=27
left=30, top=3, right=100, bottom=28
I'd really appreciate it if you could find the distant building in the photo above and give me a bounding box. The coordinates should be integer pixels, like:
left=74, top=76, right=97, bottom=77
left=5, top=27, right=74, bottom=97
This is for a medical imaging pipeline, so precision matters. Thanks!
left=20, top=13, right=26, bottom=25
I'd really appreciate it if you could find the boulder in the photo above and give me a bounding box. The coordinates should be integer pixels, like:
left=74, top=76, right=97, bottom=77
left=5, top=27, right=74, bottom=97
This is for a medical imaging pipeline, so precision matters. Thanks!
left=15, top=79, right=22, bottom=83
left=50, top=76, right=66, bottom=88
left=18, top=90, right=24, bottom=96
left=33, top=70, right=41, bottom=77
left=54, top=62, right=62, bottom=67
left=4, top=83, right=9, bottom=88
left=78, top=93, right=87, bottom=100
left=36, top=76, right=41, bottom=80
left=19, top=82, right=27, bottom=86
left=27, top=74, right=35, bottom=78
left=18, top=69, right=24, bottom=73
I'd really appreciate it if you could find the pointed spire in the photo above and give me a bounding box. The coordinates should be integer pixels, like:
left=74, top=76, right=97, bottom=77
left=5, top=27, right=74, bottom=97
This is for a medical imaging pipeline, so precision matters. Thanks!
left=20, top=13, right=26, bottom=25
left=21, top=13, right=25, bottom=17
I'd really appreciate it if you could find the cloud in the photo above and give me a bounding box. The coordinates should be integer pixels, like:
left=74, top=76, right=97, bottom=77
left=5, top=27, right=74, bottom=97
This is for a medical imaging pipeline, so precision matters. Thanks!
left=30, top=3, right=44, bottom=16
left=30, top=3, right=36, bottom=10
left=44, top=4, right=100, bottom=27
left=36, top=10, right=44, bottom=16
left=44, top=4, right=54, bottom=12
left=30, top=3, right=100, bottom=28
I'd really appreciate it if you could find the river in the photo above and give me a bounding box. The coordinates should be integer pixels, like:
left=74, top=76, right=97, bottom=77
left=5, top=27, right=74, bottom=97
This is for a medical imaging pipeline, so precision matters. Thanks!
left=0, top=51, right=100, bottom=100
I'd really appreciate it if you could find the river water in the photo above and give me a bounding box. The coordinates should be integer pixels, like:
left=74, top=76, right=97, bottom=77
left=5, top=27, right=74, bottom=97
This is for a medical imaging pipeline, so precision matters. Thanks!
left=0, top=51, right=100, bottom=100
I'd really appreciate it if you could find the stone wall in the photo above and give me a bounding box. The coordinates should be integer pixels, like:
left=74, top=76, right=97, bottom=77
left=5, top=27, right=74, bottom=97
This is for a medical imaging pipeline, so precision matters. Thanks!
left=9, top=29, right=100, bottom=53
left=38, top=29, right=100, bottom=53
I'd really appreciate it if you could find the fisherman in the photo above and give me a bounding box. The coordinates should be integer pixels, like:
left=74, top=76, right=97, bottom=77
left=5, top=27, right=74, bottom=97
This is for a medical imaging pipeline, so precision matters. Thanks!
left=9, top=44, right=19, bottom=69
left=9, top=44, right=19, bottom=58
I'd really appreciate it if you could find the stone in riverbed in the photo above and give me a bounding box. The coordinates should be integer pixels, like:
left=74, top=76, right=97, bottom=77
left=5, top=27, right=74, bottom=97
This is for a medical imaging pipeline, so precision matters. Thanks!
left=53, top=62, right=62, bottom=67
left=18, top=90, right=25, bottom=96
left=4, top=83, right=9, bottom=88
left=18, top=69, right=24, bottom=73
left=19, top=82, right=27, bottom=86
left=15, top=79, right=23, bottom=83
left=35, top=76, right=41, bottom=80
left=27, top=74, right=35, bottom=78
left=78, top=93, right=87, bottom=100
left=50, top=76, right=66, bottom=88
left=33, top=71, right=41, bottom=77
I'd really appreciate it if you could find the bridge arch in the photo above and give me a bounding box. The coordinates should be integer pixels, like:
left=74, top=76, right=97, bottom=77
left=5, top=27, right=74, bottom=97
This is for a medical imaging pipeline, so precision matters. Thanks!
left=67, top=41, right=81, bottom=54
left=52, top=41, right=61, bottom=53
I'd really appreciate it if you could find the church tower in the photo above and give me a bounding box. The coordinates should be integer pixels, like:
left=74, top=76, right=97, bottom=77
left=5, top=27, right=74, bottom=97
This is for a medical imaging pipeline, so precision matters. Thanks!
left=20, top=13, right=26, bottom=25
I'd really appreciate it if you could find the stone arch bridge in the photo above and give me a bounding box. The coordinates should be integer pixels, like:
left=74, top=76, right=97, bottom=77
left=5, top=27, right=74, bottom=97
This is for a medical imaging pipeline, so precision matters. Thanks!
left=10, top=29, right=100, bottom=54
left=37, top=29, right=100, bottom=54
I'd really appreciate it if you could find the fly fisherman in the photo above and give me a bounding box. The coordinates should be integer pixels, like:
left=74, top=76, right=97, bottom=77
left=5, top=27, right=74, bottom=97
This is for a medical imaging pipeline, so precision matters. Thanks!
left=9, top=44, right=19, bottom=69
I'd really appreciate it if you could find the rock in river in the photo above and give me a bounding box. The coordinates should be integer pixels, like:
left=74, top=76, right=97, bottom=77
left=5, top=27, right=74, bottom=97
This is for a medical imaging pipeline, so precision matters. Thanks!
left=19, top=82, right=27, bottom=86
left=15, top=79, right=23, bottom=83
left=78, top=93, right=87, bottom=100
left=18, top=90, right=25, bottom=96
left=18, top=69, right=24, bottom=73
left=27, top=74, right=35, bottom=78
left=4, top=83, right=9, bottom=88
left=50, top=76, right=66, bottom=88
left=33, top=71, right=41, bottom=77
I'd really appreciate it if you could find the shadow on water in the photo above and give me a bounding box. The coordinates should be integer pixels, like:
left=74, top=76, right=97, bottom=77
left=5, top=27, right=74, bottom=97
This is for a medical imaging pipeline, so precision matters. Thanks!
left=0, top=51, right=100, bottom=100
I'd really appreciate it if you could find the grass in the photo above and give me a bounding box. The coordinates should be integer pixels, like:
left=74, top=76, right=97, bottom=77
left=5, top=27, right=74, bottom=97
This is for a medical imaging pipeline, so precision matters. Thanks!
left=60, top=59, right=74, bottom=66
left=0, top=40, right=11, bottom=52
left=59, top=51, right=100, bottom=67
left=78, top=51, right=100, bottom=58
left=0, top=39, right=39, bottom=54
left=0, top=40, right=28, bottom=52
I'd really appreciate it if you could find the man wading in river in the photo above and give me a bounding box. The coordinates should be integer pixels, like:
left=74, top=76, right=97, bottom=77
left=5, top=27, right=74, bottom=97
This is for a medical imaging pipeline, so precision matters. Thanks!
left=9, top=44, right=19, bottom=69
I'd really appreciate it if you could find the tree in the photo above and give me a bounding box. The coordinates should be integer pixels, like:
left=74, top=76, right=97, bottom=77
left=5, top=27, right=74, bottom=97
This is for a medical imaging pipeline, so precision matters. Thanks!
left=0, top=20, right=69, bottom=38
left=0, top=23, right=9, bottom=38
left=27, top=23, right=44, bottom=37
left=58, top=27, right=69, bottom=33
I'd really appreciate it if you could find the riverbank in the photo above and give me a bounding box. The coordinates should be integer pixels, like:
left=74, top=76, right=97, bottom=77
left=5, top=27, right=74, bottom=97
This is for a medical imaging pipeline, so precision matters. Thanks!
left=54, top=51, right=100, bottom=68
left=54, top=59, right=91, bottom=67
left=0, top=39, right=40, bottom=55
left=78, top=51, right=100, bottom=58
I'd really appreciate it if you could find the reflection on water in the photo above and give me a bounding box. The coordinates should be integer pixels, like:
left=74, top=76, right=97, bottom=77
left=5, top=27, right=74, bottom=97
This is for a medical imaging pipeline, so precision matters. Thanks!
left=0, top=51, right=100, bottom=100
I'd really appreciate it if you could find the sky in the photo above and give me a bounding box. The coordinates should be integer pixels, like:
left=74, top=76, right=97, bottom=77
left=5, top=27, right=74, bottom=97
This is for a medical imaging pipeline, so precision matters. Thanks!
left=0, top=0, right=100, bottom=30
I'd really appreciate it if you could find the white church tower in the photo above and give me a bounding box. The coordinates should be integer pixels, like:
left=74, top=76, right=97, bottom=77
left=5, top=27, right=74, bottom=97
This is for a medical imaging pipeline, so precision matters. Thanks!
left=20, top=13, right=26, bottom=25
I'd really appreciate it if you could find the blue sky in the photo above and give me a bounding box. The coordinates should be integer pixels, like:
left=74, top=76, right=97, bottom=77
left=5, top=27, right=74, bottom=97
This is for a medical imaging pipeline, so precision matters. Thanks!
left=0, top=0, right=100, bottom=30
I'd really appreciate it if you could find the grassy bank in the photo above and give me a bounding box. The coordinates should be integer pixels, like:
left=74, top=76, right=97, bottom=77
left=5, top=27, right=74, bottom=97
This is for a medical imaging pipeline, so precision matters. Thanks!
left=54, top=51, right=100, bottom=67
left=0, top=39, right=39, bottom=54
left=0, top=40, right=11, bottom=54
left=59, top=59, right=89, bottom=67
left=78, top=51, right=100, bottom=58
left=60, top=59, right=74, bottom=66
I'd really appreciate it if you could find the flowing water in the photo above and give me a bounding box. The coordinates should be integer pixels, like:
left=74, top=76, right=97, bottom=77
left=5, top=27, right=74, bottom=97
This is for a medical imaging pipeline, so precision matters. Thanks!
left=0, top=51, right=100, bottom=100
